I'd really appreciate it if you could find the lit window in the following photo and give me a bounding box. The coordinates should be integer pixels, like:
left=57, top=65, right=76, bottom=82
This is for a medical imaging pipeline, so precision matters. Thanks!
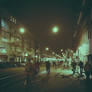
left=15, top=19, right=16, bottom=24
left=13, top=18, right=15, bottom=23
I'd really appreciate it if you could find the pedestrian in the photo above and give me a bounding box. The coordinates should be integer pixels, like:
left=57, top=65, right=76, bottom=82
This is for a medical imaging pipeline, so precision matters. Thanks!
left=79, top=61, right=84, bottom=76
left=25, top=59, right=35, bottom=91
left=90, top=63, right=92, bottom=76
left=75, top=57, right=80, bottom=74
left=25, top=60, right=33, bottom=73
left=67, top=57, right=70, bottom=67
left=71, top=60, right=77, bottom=75
left=84, top=61, right=91, bottom=80
left=46, top=61, right=51, bottom=74
left=34, top=61, right=40, bottom=73
left=52, top=61, right=54, bottom=67
left=53, top=61, right=57, bottom=69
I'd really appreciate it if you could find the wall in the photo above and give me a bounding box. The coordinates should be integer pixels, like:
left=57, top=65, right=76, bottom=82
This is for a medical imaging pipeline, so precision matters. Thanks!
left=76, top=29, right=89, bottom=61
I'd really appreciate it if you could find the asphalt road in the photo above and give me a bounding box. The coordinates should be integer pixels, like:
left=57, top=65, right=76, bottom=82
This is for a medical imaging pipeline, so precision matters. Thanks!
left=0, top=67, right=91, bottom=92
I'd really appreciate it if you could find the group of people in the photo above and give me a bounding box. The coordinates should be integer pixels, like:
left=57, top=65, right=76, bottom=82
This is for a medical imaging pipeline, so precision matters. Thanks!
left=71, top=60, right=92, bottom=80
left=46, top=61, right=51, bottom=74
left=25, top=59, right=40, bottom=79
left=25, top=60, right=51, bottom=77
left=71, top=61, right=84, bottom=75
left=25, top=58, right=92, bottom=80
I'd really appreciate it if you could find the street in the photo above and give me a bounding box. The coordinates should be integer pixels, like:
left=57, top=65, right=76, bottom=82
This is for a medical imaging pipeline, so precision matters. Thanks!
left=0, top=0, right=92, bottom=92
left=0, top=67, right=26, bottom=92
left=0, top=66, right=91, bottom=92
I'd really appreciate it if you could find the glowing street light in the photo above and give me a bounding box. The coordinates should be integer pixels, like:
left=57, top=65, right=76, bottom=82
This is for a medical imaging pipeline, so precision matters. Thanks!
left=45, top=47, right=49, bottom=51
left=19, top=28, right=25, bottom=34
left=61, top=49, right=63, bottom=52
left=52, top=26, right=59, bottom=33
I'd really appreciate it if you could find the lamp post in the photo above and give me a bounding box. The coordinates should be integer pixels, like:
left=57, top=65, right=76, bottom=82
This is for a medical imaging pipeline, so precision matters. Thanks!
left=19, top=27, right=25, bottom=62
left=19, top=27, right=25, bottom=50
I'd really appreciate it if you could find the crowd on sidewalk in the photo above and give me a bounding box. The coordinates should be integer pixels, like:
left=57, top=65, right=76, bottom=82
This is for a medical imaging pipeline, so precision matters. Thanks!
left=25, top=58, right=92, bottom=81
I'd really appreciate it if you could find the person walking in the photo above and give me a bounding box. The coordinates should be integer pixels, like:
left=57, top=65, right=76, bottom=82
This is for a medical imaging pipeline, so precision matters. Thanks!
left=25, top=59, right=35, bottom=92
left=46, top=61, right=51, bottom=74
left=25, top=60, right=33, bottom=73
left=34, top=61, right=40, bottom=73
left=84, top=61, right=91, bottom=80
left=79, top=61, right=84, bottom=76
left=53, top=61, right=57, bottom=69
left=71, top=60, right=77, bottom=75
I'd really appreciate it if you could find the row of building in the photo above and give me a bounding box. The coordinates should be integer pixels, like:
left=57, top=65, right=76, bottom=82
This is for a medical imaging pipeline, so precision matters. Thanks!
left=73, top=0, right=92, bottom=62
left=0, top=9, right=35, bottom=62
left=0, top=9, right=61, bottom=63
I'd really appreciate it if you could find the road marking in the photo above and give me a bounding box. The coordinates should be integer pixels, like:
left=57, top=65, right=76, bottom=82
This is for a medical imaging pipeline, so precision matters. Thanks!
left=0, top=76, right=11, bottom=80
left=0, top=73, right=25, bottom=81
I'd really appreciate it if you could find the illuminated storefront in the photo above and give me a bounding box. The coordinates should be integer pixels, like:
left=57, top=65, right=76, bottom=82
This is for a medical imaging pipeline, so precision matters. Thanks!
left=0, top=15, right=35, bottom=62
left=76, top=29, right=91, bottom=62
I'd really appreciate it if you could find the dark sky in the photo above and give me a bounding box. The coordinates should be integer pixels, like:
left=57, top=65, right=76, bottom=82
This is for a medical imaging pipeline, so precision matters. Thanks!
left=0, top=0, right=82, bottom=53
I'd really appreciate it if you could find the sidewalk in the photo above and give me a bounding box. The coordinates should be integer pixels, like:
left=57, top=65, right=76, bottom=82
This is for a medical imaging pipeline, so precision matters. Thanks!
left=33, top=66, right=89, bottom=92
left=38, top=65, right=88, bottom=80
left=39, top=66, right=73, bottom=76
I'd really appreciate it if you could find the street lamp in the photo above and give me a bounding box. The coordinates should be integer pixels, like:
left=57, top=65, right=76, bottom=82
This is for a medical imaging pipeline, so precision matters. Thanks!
left=19, top=28, right=25, bottom=34
left=45, top=47, right=49, bottom=51
left=61, top=49, right=63, bottom=52
left=19, top=27, right=25, bottom=62
left=52, top=26, right=59, bottom=33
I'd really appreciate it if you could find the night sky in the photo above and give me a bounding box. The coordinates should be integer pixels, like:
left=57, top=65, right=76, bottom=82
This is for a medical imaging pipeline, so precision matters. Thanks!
left=0, top=0, right=83, bottom=53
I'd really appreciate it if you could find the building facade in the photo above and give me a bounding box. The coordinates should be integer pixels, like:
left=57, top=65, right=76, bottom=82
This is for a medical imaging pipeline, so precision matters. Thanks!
left=0, top=9, right=35, bottom=62
left=73, top=0, right=92, bottom=62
